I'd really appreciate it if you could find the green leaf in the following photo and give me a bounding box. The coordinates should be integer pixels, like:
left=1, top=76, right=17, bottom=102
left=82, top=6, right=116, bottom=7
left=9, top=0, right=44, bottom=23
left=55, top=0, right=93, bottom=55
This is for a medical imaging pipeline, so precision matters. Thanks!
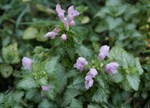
left=55, top=64, right=67, bottom=92
left=77, top=45, right=92, bottom=57
left=23, top=27, right=38, bottom=40
left=106, top=17, right=122, bottom=30
left=0, top=94, right=4, bottom=104
left=69, top=98, right=82, bottom=108
left=0, top=64, right=13, bottom=78
left=17, top=77, right=37, bottom=90
left=63, top=89, right=81, bottom=106
left=2, top=43, right=20, bottom=64
left=109, top=47, right=143, bottom=74
left=92, top=88, right=109, bottom=103
left=135, top=58, right=143, bottom=75
left=95, top=22, right=108, bottom=33
left=25, top=89, right=38, bottom=100
left=111, top=72, right=123, bottom=83
left=95, top=76, right=105, bottom=88
left=36, top=29, right=47, bottom=42
left=45, top=56, right=59, bottom=75
left=126, top=74, right=140, bottom=91
left=38, top=99, right=57, bottom=108
left=88, top=104, right=100, bottom=108
left=68, top=76, right=85, bottom=90
left=13, top=91, right=24, bottom=102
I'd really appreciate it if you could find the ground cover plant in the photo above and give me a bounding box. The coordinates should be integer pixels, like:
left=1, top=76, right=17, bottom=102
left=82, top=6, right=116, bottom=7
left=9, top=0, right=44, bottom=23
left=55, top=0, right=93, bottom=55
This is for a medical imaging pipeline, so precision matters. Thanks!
left=0, top=0, right=150, bottom=108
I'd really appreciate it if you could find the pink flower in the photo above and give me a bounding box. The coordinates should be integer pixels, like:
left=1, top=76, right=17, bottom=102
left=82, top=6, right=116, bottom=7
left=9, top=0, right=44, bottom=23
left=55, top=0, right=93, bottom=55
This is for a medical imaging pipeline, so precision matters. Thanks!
left=44, top=28, right=60, bottom=39
left=74, top=57, right=88, bottom=71
left=41, top=86, right=49, bottom=91
left=87, top=68, right=98, bottom=78
left=63, top=18, right=69, bottom=30
left=105, top=62, right=119, bottom=74
left=44, top=31, right=57, bottom=39
left=53, top=27, right=60, bottom=33
left=98, top=45, right=110, bottom=60
left=67, top=6, right=79, bottom=20
left=56, top=4, right=65, bottom=21
left=61, top=34, right=67, bottom=41
left=69, top=20, right=75, bottom=26
left=22, top=57, right=32, bottom=71
left=85, top=75, right=94, bottom=89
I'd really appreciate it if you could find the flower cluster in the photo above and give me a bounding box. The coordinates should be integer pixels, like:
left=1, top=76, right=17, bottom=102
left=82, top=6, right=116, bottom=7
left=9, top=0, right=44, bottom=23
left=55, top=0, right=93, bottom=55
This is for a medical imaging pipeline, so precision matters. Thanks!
left=44, top=4, right=79, bottom=41
left=74, top=45, right=119, bottom=90
left=22, top=57, right=50, bottom=92
left=56, top=4, right=79, bottom=30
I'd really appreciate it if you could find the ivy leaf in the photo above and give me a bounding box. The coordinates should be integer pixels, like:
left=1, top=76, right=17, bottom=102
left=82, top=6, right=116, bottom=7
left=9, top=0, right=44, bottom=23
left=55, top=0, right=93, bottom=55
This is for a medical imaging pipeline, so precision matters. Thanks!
left=17, top=77, right=37, bottom=90
left=2, top=43, right=20, bottom=64
left=45, top=56, right=59, bottom=75
left=23, top=27, right=38, bottom=40
left=0, top=64, right=13, bottom=78
left=126, top=74, right=140, bottom=91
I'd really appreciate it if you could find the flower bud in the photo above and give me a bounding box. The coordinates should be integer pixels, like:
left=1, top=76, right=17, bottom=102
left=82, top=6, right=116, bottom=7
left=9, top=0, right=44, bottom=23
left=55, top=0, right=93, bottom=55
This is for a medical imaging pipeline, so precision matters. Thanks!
left=105, top=62, right=119, bottom=74
left=98, top=45, right=110, bottom=60
left=74, top=57, right=88, bottom=71
left=22, top=57, right=32, bottom=71
left=61, top=34, right=67, bottom=41
left=41, top=86, right=49, bottom=91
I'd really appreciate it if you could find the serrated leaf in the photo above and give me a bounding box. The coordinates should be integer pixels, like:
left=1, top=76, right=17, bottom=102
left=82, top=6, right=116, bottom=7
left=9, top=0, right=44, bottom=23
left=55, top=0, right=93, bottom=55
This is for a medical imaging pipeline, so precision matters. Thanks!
left=95, top=76, right=105, bottom=88
left=92, top=89, right=109, bottom=103
left=13, top=91, right=24, bottom=102
left=55, top=64, right=67, bottom=92
left=126, top=75, right=140, bottom=91
left=95, top=22, right=108, bottom=33
left=45, top=57, right=59, bottom=75
left=135, top=58, right=143, bottom=75
left=68, top=76, right=85, bottom=90
left=25, top=89, right=38, bottom=100
left=111, top=72, right=123, bottom=83
left=106, top=17, right=122, bottom=30
left=0, top=64, right=13, bottom=78
left=77, top=45, right=92, bottom=57
left=17, top=77, right=37, bottom=90
left=38, top=99, right=57, bottom=108
left=63, top=89, right=81, bottom=106
left=23, top=27, right=38, bottom=40
left=88, top=104, right=100, bottom=108
left=0, top=94, right=4, bottom=104
left=109, top=47, right=143, bottom=75
left=69, top=98, right=82, bottom=108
